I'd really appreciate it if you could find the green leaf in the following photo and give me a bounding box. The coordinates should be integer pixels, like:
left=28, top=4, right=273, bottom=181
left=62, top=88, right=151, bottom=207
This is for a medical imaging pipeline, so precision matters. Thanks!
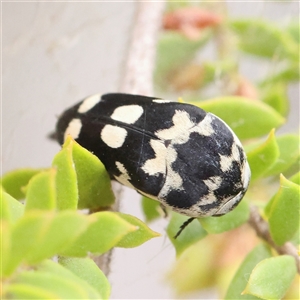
left=199, top=200, right=249, bottom=234
left=25, top=169, right=57, bottom=211
left=4, top=284, right=60, bottom=299
left=1, top=188, right=24, bottom=223
left=37, top=259, right=103, bottom=298
left=25, top=212, right=89, bottom=264
left=260, top=65, right=300, bottom=86
left=200, top=60, right=236, bottom=88
left=167, top=238, right=216, bottom=294
left=71, top=140, right=114, bottom=209
left=267, top=175, right=300, bottom=245
left=1, top=221, right=11, bottom=278
left=167, top=213, right=207, bottom=256
left=4, top=260, right=101, bottom=299
left=191, top=97, right=285, bottom=140
left=59, top=257, right=110, bottom=299
left=287, top=20, right=299, bottom=43
left=116, top=213, right=160, bottom=248
left=5, top=212, right=45, bottom=275
left=1, top=168, right=43, bottom=200
left=230, top=19, right=298, bottom=61
left=141, top=196, right=161, bottom=222
left=263, top=134, right=300, bottom=177
left=155, top=31, right=210, bottom=89
left=5, top=211, right=88, bottom=274
left=246, top=129, right=279, bottom=180
left=262, top=83, right=289, bottom=116
left=289, top=171, right=300, bottom=185
left=225, top=244, right=272, bottom=299
left=61, top=212, right=137, bottom=256
left=243, top=255, right=297, bottom=299
left=52, top=136, right=78, bottom=210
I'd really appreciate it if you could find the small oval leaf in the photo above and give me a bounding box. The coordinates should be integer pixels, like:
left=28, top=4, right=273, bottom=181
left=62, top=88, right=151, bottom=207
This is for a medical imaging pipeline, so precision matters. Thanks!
left=230, top=19, right=298, bottom=60
left=6, top=265, right=97, bottom=299
left=1, top=168, right=43, bottom=200
left=191, top=97, right=285, bottom=140
left=267, top=175, right=300, bottom=245
left=263, top=134, right=300, bottom=177
left=225, top=244, right=272, bottom=299
left=243, top=256, right=297, bottom=299
left=62, top=212, right=137, bottom=256
left=52, top=136, right=78, bottom=210
left=116, top=213, right=160, bottom=248
left=25, top=169, right=57, bottom=211
left=1, top=188, right=24, bottom=223
left=71, top=139, right=115, bottom=209
left=59, top=257, right=110, bottom=299
left=246, top=129, right=279, bottom=180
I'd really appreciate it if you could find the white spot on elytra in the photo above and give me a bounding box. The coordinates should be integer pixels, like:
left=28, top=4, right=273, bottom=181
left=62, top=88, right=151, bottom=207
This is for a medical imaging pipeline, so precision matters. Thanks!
left=111, top=105, right=143, bottom=124
left=198, top=192, right=218, bottom=205
left=158, top=145, right=183, bottom=198
left=203, top=176, right=222, bottom=190
left=219, top=143, right=242, bottom=173
left=194, top=114, right=215, bottom=136
left=155, top=111, right=215, bottom=145
left=242, top=161, right=251, bottom=189
left=78, top=94, right=101, bottom=113
left=114, top=161, right=134, bottom=189
left=155, top=110, right=195, bottom=144
left=141, top=140, right=167, bottom=176
left=101, top=125, right=127, bottom=148
left=232, top=143, right=240, bottom=161
left=219, top=154, right=234, bottom=172
left=152, top=99, right=172, bottom=103
left=64, top=118, right=82, bottom=141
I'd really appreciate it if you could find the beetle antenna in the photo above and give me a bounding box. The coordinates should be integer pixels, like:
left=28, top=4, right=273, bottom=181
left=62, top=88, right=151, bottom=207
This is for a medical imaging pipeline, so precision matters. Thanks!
left=174, top=217, right=195, bottom=239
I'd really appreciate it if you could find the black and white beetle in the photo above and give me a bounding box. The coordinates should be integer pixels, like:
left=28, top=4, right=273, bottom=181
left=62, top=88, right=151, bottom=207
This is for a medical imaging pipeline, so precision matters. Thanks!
left=55, top=93, right=251, bottom=236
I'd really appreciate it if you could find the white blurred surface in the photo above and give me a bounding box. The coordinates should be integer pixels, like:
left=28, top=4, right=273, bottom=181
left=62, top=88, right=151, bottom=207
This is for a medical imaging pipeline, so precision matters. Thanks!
left=2, top=2, right=299, bottom=299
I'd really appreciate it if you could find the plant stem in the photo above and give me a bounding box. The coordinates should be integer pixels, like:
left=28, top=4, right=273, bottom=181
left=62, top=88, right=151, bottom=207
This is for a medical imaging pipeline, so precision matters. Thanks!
left=248, top=205, right=300, bottom=274
left=120, top=2, right=165, bottom=96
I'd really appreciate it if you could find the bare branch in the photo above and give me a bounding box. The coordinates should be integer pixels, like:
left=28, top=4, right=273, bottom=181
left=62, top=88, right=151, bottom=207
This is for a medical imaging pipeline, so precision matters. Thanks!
left=248, top=205, right=300, bottom=274
left=120, top=2, right=165, bottom=96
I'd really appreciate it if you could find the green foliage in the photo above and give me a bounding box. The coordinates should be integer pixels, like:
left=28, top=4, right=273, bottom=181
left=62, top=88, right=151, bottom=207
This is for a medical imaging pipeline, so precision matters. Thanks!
left=5, top=259, right=109, bottom=299
left=199, top=200, right=249, bottom=234
left=141, top=196, right=162, bottom=222
left=155, top=31, right=211, bottom=90
left=59, top=257, right=110, bottom=299
left=225, top=244, right=272, bottom=299
left=153, top=5, right=299, bottom=299
left=243, top=256, right=297, bottom=299
left=229, top=19, right=298, bottom=60
left=1, top=168, right=44, bottom=200
left=192, top=97, right=285, bottom=140
left=266, top=175, right=300, bottom=246
left=1, top=4, right=299, bottom=299
left=246, top=129, right=280, bottom=180
left=167, top=212, right=207, bottom=256
left=1, top=137, right=159, bottom=299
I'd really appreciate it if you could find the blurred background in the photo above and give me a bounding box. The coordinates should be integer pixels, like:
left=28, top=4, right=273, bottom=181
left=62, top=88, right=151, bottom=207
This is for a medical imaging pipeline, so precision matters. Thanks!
left=2, top=1, right=299, bottom=299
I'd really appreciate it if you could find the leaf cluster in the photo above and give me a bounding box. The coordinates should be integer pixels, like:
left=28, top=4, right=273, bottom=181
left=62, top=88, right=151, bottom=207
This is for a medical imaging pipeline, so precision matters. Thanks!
left=1, top=3, right=299, bottom=299
left=1, top=137, right=159, bottom=299
left=147, top=3, right=299, bottom=299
